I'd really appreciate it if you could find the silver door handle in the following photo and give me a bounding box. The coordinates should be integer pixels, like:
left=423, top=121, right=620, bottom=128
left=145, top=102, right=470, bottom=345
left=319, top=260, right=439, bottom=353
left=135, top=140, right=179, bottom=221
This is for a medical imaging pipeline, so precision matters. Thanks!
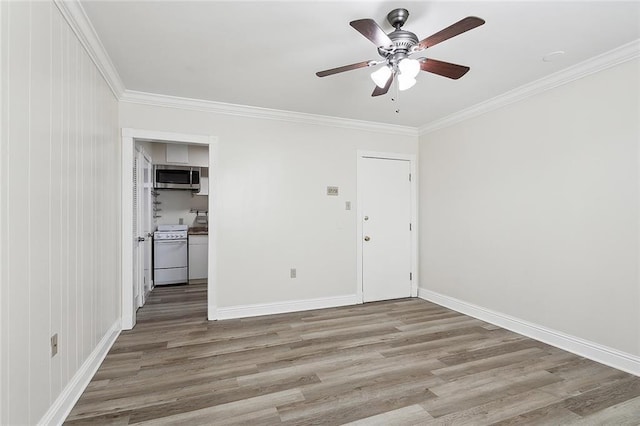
left=137, top=237, right=145, bottom=242
left=364, top=236, right=370, bottom=241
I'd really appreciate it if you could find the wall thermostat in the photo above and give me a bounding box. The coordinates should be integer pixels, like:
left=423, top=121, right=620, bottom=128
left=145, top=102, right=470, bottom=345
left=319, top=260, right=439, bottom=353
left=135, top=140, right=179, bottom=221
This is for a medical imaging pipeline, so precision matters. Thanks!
left=327, top=186, right=339, bottom=196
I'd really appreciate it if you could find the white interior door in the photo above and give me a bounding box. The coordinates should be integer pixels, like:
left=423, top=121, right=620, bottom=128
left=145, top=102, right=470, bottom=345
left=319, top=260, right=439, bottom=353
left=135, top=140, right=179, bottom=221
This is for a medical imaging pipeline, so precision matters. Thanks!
left=133, top=146, right=151, bottom=308
left=142, top=152, right=153, bottom=297
left=133, top=152, right=142, bottom=311
left=360, top=156, right=412, bottom=302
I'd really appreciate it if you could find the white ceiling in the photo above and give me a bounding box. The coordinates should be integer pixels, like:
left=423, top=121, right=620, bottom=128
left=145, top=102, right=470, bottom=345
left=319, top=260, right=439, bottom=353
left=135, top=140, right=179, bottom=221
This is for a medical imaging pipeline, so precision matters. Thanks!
left=81, top=1, right=640, bottom=128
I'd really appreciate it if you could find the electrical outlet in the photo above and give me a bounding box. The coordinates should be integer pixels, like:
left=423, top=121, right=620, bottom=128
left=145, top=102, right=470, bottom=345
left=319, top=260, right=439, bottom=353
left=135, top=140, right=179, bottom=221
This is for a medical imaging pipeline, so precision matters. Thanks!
left=345, top=201, right=351, bottom=210
left=51, top=333, right=58, bottom=357
left=327, top=186, right=339, bottom=196
left=290, top=268, right=297, bottom=278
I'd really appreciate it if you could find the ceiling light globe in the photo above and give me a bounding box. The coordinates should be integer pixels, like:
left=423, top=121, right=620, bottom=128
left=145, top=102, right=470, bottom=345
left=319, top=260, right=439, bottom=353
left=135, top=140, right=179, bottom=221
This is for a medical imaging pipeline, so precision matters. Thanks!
left=371, top=65, right=392, bottom=88
left=398, top=75, right=416, bottom=91
left=398, top=58, right=420, bottom=78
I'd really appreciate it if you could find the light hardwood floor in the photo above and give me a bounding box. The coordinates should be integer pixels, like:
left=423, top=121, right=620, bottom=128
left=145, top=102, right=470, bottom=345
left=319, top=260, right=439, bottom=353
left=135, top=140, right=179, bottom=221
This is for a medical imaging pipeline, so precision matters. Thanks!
left=66, top=284, right=640, bottom=425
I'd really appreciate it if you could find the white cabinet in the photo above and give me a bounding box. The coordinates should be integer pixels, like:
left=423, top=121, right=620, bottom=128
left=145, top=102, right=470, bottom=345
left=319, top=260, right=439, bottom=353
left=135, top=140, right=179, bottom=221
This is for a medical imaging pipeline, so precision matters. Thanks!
left=166, top=144, right=189, bottom=163
left=188, top=235, right=208, bottom=281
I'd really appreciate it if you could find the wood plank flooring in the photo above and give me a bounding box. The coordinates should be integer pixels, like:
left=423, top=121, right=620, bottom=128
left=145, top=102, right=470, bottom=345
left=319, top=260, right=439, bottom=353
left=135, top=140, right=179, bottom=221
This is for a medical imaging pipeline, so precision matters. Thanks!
left=66, top=284, right=640, bottom=425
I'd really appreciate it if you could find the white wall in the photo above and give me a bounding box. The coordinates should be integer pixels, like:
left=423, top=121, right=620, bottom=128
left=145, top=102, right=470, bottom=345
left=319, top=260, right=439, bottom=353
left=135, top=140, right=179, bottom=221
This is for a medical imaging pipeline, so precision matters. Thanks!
left=419, top=58, right=640, bottom=356
left=0, top=2, right=121, bottom=424
left=120, top=103, right=417, bottom=308
left=155, top=189, right=208, bottom=227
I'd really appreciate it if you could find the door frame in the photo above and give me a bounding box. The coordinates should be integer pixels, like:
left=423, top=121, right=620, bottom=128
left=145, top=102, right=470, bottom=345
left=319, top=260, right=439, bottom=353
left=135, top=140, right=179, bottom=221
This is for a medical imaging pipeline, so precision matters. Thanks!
left=356, top=151, right=418, bottom=303
left=121, top=128, right=218, bottom=330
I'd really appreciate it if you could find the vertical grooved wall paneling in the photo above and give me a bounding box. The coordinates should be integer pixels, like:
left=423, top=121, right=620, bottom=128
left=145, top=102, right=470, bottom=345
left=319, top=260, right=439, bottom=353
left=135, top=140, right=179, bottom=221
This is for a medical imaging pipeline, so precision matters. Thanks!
left=0, top=1, right=121, bottom=424
left=0, top=0, right=8, bottom=421
left=30, top=2, right=52, bottom=419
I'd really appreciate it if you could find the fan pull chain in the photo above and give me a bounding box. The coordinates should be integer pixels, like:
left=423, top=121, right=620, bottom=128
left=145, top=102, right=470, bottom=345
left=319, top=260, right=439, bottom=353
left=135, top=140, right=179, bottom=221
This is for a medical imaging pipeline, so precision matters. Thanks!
left=391, top=74, right=401, bottom=114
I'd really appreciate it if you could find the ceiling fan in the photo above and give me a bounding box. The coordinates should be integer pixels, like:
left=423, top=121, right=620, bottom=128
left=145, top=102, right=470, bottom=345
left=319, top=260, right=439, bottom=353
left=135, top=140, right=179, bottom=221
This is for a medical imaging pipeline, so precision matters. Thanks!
left=316, top=8, right=485, bottom=96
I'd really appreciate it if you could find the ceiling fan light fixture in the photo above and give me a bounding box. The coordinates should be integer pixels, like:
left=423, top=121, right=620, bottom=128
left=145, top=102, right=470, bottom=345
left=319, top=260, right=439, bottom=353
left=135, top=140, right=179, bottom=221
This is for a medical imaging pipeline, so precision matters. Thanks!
left=371, top=65, right=392, bottom=88
left=398, top=58, right=420, bottom=78
left=316, top=11, right=485, bottom=98
left=397, top=74, right=417, bottom=91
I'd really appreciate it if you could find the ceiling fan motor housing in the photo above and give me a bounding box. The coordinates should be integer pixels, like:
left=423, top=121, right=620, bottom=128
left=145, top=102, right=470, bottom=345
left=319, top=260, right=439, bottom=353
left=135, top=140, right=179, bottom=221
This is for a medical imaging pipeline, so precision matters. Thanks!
left=378, top=30, right=419, bottom=65
left=389, top=30, right=418, bottom=50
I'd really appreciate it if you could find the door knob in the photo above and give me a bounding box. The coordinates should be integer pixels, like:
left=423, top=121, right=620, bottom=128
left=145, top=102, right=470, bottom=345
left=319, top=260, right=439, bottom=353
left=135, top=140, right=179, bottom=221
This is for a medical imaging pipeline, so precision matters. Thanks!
left=364, top=236, right=370, bottom=241
left=364, top=216, right=369, bottom=221
left=137, top=237, right=145, bottom=242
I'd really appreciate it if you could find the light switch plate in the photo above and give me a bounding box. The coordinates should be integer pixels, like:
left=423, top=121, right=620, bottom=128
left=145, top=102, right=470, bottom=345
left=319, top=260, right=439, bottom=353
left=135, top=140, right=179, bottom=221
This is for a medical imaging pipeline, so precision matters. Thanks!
left=51, top=333, right=58, bottom=357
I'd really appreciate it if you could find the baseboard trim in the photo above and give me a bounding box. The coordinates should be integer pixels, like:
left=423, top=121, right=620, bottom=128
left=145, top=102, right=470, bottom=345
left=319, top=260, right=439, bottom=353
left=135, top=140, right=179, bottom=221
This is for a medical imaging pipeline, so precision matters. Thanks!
left=418, top=288, right=640, bottom=377
left=38, top=320, right=122, bottom=426
left=216, top=294, right=360, bottom=320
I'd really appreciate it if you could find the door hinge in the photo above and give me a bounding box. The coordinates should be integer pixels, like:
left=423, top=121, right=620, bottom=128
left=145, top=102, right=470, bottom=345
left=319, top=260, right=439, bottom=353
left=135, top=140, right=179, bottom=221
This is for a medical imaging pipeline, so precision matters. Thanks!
left=410, top=272, right=413, bottom=280
left=409, top=173, right=412, bottom=182
left=409, top=223, right=412, bottom=231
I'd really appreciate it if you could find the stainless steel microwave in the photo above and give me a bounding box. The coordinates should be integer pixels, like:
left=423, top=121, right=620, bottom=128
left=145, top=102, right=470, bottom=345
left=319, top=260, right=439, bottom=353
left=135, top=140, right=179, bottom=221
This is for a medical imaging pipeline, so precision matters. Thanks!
left=153, top=165, right=201, bottom=190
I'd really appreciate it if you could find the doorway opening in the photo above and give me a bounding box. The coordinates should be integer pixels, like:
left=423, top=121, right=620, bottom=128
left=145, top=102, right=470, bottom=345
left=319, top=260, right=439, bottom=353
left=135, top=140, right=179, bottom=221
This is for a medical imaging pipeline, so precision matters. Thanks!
left=121, top=129, right=218, bottom=330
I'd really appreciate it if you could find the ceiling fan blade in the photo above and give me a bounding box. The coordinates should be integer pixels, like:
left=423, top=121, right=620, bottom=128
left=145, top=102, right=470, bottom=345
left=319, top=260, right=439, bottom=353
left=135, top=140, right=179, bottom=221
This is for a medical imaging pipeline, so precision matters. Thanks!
left=316, top=60, right=374, bottom=77
left=420, top=58, right=470, bottom=79
left=372, top=73, right=393, bottom=96
left=416, top=16, right=485, bottom=50
left=350, top=19, right=394, bottom=49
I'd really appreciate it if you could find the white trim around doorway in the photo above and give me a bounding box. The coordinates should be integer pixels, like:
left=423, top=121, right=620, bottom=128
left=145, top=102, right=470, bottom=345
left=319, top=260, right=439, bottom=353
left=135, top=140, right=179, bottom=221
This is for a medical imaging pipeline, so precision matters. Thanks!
left=121, top=128, right=219, bottom=329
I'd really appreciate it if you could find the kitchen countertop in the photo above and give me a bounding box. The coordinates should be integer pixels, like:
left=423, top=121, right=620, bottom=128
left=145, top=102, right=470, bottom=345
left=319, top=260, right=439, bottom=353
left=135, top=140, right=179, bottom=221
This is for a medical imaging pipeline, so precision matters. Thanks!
left=188, top=227, right=208, bottom=235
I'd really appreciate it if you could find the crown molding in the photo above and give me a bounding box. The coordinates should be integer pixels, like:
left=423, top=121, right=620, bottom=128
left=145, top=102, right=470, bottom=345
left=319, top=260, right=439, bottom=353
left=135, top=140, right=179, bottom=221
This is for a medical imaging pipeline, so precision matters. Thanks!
left=53, top=0, right=415, bottom=136
left=419, top=39, right=640, bottom=136
left=53, top=0, right=125, bottom=98
left=53, top=0, right=637, bottom=137
left=120, top=90, right=419, bottom=137
left=53, top=0, right=418, bottom=137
